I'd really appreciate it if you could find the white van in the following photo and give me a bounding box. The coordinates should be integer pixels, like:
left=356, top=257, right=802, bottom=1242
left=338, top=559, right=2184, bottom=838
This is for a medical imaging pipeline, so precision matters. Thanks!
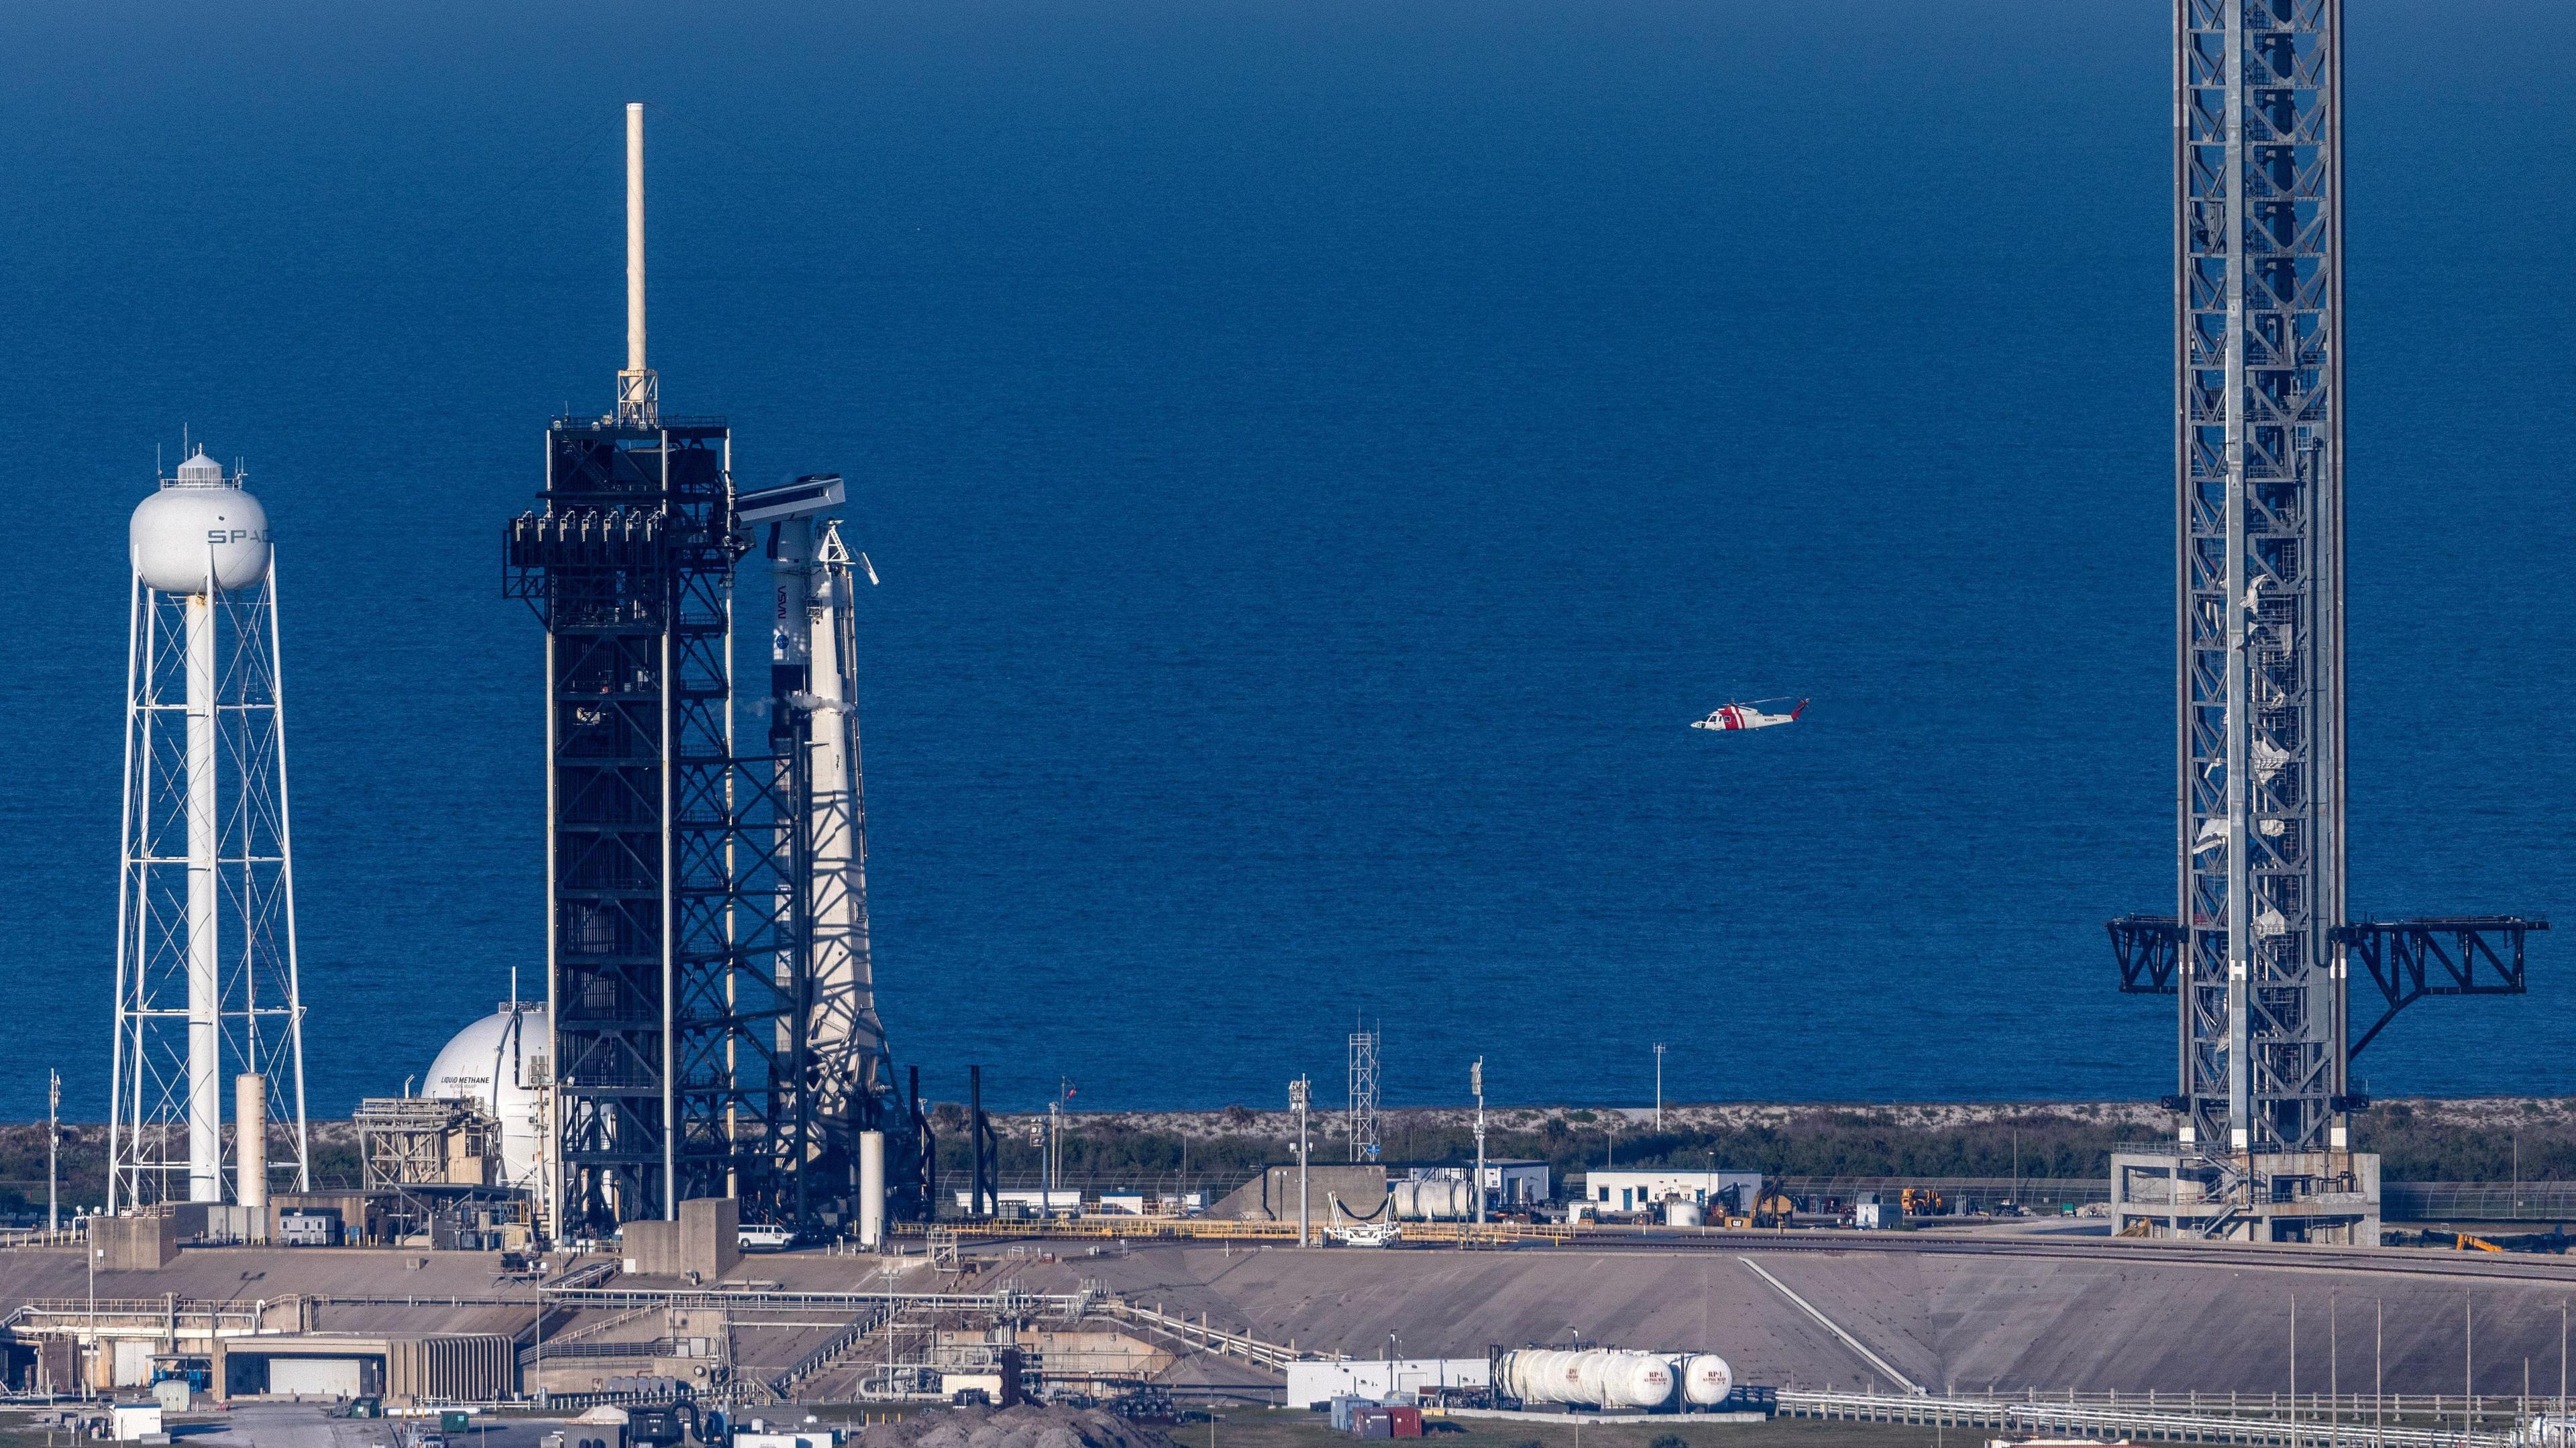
left=738, top=1224, right=795, bottom=1252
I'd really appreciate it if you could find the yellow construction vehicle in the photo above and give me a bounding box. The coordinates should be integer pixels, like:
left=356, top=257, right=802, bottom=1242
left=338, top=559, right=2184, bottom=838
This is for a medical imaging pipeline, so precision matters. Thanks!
left=2457, top=1232, right=2504, bottom=1252
left=1900, top=1187, right=1945, bottom=1217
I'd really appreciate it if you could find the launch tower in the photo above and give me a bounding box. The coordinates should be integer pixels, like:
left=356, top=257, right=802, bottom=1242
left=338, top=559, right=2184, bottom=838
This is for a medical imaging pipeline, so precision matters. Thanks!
left=504, top=104, right=902, bottom=1232
left=2107, top=0, right=2542, bottom=1242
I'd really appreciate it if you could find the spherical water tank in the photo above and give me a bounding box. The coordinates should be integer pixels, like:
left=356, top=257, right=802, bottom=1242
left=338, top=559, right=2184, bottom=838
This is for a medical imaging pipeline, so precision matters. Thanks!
left=421, top=1004, right=553, bottom=1189
left=1682, top=1354, right=1735, bottom=1407
left=130, top=448, right=271, bottom=595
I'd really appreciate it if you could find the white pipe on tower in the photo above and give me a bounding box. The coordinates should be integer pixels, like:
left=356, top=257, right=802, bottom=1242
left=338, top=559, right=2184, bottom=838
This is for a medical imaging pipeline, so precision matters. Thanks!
left=185, top=583, right=220, bottom=1204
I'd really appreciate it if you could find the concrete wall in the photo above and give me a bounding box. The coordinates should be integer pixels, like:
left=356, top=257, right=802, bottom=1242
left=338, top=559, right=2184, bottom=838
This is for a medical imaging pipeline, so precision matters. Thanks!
left=680, top=1196, right=741, bottom=1279
left=92, top=1214, right=177, bottom=1272
left=624, top=1219, right=680, bottom=1275
left=1208, top=1165, right=1387, bottom=1221
left=622, top=1199, right=743, bottom=1278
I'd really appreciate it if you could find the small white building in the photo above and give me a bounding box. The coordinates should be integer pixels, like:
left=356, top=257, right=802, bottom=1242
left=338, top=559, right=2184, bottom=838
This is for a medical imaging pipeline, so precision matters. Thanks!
left=948, top=1188, right=1082, bottom=1215
left=1285, top=1357, right=1491, bottom=1408
left=1580, top=1169, right=1762, bottom=1215
left=1397, top=1160, right=1551, bottom=1207
left=109, top=1404, right=164, bottom=1442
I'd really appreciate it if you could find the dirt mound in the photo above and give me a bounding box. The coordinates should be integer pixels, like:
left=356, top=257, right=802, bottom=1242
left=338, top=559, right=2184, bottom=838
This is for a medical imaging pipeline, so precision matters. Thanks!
left=851, top=1405, right=1171, bottom=1448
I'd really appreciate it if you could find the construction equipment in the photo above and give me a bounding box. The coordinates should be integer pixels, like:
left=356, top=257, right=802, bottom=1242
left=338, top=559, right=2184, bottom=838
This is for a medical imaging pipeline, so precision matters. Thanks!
left=1899, top=1188, right=1945, bottom=1218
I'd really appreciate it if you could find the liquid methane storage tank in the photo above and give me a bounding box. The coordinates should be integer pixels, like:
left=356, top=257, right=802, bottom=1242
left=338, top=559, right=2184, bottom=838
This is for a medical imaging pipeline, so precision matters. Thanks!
left=420, top=1005, right=555, bottom=1199
left=111, top=445, right=310, bottom=1209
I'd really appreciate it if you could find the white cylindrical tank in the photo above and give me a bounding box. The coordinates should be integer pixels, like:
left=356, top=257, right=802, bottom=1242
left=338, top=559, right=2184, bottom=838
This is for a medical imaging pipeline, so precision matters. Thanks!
left=859, top=1130, right=885, bottom=1249
left=421, top=1005, right=554, bottom=1190
left=1500, top=1349, right=1676, bottom=1410
left=1664, top=1200, right=1705, bottom=1227
left=1601, top=1351, right=1676, bottom=1409
left=1682, top=1354, right=1735, bottom=1407
left=1391, top=1178, right=1475, bottom=1221
left=235, top=1073, right=268, bottom=1217
left=131, top=449, right=271, bottom=595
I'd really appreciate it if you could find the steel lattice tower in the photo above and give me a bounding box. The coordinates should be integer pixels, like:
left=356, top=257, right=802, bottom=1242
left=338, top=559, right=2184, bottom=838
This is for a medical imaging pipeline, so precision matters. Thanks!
left=1346, top=1023, right=1379, bottom=1163
left=503, top=105, right=808, bottom=1231
left=2110, top=0, right=2542, bottom=1239
left=2176, top=0, right=2347, bottom=1159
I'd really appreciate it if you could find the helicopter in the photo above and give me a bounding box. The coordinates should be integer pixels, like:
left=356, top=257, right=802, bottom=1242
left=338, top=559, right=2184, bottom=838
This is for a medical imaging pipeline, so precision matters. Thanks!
left=1691, top=698, right=1809, bottom=732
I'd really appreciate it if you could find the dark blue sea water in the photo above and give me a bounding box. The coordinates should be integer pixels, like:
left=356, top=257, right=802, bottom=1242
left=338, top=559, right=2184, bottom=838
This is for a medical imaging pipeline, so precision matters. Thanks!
left=2, top=0, right=2571, bottom=1121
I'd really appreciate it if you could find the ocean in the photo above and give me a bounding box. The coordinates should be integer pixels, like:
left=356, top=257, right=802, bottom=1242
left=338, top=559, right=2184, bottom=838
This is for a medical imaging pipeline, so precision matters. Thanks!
left=0, top=0, right=2569, bottom=1119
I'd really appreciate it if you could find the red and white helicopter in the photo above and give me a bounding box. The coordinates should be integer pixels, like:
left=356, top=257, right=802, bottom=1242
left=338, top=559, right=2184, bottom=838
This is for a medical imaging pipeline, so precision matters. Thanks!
left=1691, top=698, right=1810, bottom=732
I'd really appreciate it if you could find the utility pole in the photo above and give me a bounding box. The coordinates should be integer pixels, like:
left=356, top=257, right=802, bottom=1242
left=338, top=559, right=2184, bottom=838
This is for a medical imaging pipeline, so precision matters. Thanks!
left=48, top=1069, right=60, bottom=1234
left=1652, top=1044, right=1666, bottom=1132
left=885, top=1262, right=900, bottom=1396
left=1290, top=1076, right=1311, bottom=1247
left=1472, top=1058, right=1487, bottom=1227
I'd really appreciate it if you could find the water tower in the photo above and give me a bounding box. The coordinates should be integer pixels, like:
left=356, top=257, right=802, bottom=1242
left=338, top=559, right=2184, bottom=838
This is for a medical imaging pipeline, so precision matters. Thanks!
left=110, top=445, right=311, bottom=1209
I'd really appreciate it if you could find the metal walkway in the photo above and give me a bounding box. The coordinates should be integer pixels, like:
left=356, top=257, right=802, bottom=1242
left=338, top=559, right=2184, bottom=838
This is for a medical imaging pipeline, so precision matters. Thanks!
left=1780, top=1388, right=2520, bottom=1448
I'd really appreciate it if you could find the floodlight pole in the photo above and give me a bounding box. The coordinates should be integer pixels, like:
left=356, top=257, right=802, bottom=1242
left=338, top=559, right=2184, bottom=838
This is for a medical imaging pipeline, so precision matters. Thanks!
left=1291, top=1076, right=1311, bottom=1247
left=1652, top=1044, right=1666, bottom=1132
left=1472, top=1058, right=1487, bottom=1226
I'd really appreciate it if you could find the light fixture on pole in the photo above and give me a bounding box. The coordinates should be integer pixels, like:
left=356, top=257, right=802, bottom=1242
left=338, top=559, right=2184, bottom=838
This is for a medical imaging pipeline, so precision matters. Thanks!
left=48, top=1069, right=60, bottom=1234
left=1652, top=1044, right=1666, bottom=1131
left=1471, top=1058, right=1487, bottom=1226
left=1290, top=1076, right=1311, bottom=1247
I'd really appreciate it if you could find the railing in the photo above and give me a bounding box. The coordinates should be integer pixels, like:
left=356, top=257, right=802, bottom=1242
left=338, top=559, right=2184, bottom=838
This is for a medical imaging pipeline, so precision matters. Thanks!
left=0, top=1227, right=85, bottom=1249
left=1095, top=1298, right=1319, bottom=1374
left=1769, top=1176, right=2114, bottom=1209
left=2385, top=1185, right=2576, bottom=1221
left=522, top=1338, right=679, bottom=1366
left=545, top=1284, right=1091, bottom=1317
left=1779, top=1387, right=2537, bottom=1448
left=547, top=1259, right=623, bottom=1290
left=770, top=1306, right=889, bottom=1400
left=896, top=1215, right=1568, bottom=1245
